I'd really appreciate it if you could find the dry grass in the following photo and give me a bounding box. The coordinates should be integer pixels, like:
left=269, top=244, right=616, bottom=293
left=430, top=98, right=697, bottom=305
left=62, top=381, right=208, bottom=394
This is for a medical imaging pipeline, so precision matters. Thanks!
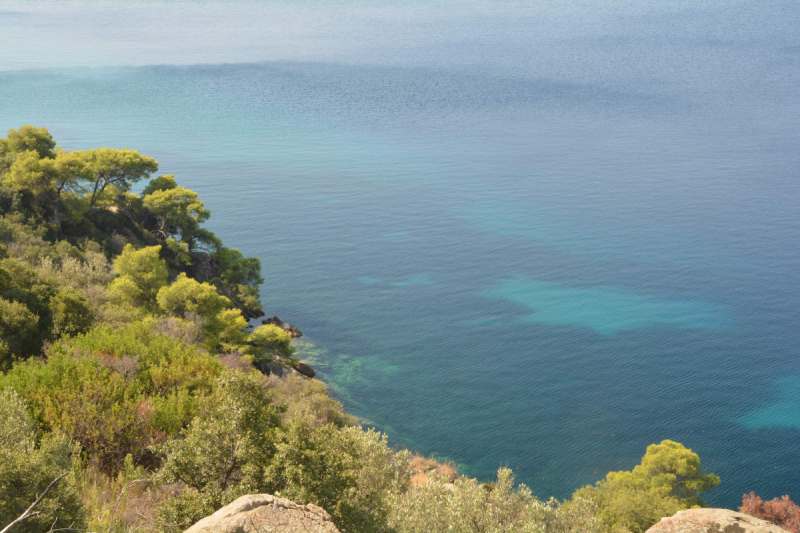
left=408, top=453, right=459, bottom=487
left=77, top=459, right=162, bottom=533
left=219, top=351, right=254, bottom=372
left=150, top=313, right=206, bottom=346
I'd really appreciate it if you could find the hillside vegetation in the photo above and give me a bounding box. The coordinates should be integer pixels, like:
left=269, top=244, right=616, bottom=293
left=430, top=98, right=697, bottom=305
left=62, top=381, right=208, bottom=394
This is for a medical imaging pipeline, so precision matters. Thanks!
left=0, top=126, right=744, bottom=533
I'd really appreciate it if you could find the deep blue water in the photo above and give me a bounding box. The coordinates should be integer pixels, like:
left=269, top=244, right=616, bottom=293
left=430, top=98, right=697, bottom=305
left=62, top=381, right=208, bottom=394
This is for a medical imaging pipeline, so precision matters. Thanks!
left=2, top=0, right=800, bottom=508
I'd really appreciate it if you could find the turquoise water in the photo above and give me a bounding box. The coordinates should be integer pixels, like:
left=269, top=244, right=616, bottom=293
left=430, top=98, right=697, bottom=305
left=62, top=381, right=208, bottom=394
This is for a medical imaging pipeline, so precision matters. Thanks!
left=2, top=0, right=800, bottom=507
left=481, top=277, right=731, bottom=336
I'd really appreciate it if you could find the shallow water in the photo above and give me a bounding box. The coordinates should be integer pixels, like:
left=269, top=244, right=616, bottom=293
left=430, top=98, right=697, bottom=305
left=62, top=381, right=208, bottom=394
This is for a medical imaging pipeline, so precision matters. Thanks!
left=2, top=0, right=800, bottom=506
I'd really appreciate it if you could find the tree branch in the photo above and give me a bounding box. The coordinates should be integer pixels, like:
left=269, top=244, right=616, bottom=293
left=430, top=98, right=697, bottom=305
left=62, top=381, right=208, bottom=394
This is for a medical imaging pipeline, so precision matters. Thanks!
left=0, top=472, right=69, bottom=533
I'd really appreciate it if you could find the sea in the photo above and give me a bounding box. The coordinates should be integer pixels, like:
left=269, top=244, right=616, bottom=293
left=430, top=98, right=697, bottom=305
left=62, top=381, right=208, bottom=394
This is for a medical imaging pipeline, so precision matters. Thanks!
left=1, top=0, right=799, bottom=509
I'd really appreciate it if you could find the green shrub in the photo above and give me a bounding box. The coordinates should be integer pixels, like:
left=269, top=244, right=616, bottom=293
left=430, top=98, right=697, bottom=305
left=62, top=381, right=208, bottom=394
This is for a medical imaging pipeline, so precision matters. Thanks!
left=247, top=324, right=294, bottom=361
left=209, top=246, right=264, bottom=317
left=155, top=371, right=282, bottom=531
left=573, top=440, right=719, bottom=533
left=0, top=389, right=85, bottom=533
left=266, top=374, right=357, bottom=428
left=109, top=244, right=168, bottom=309
left=390, top=468, right=601, bottom=533
left=50, top=286, right=96, bottom=338
left=1, top=326, right=224, bottom=472
left=0, top=296, right=38, bottom=368
left=267, top=425, right=409, bottom=533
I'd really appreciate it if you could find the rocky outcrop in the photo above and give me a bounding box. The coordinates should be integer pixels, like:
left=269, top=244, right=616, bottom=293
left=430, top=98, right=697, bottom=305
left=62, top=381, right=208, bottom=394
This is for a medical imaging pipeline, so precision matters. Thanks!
left=253, top=360, right=290, bottom=378
left=183, top=494, right=340, bottom=533
left=260, top=316, right=303, bottom=338
left=646, top=509, right=790, bottom=533
left=293, top=361, right=316, bottom=378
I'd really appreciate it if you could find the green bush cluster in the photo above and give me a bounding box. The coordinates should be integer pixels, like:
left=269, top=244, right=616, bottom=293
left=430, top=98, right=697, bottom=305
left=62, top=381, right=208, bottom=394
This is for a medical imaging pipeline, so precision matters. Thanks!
left=0, top=125, right=266, bottom=367
left=389, top=468, right=602, bottom=533
left=573, top=440, right=720, bottom=533
left=0, top=389, right=85, bottom=533
left=0, top=326, right=224, bottom=472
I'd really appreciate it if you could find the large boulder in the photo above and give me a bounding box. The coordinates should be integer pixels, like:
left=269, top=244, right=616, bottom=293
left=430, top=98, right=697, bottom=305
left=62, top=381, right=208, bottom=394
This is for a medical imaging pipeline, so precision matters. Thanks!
left=646, top=509, right=790, bottom=533
left=293, top=361, right=316, bottom=378
left=252, top=360, right=291, bottom=378
left=183, top=494, right=340, bottom=533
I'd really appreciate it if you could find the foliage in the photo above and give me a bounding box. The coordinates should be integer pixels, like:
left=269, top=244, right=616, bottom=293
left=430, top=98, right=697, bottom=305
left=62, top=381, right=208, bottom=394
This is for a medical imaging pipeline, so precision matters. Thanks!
left=1, top=326, right=223, bottom=472
left=0, top=126, right=265, bottom=326
left=248, top=324, right=295, bottom=360
left=110, top=244, right=169, bottom=308
left=3, top=148, right=89, bottom=225
left=573, top=440, right=719, bottom=533
left=741, top=492, right=800, bottom=533
left=389, top=467, right=602, bottom=533
left=155, top=274, right=251, bottom=352
left=0, top=296, right=39, bottom=368
left=210, top=246, right=264, bottom=316
left=157, top=273, right=229, bottom=318
left=155, top=371, right=282, bottom=531
left=267, top=424, right=409, bottom=533
left=79, top=147, right=158, bottom=207
left=0, top=125, right=56, bottom=165
left=143, top=182, right=210, bottom=246
left=0, top=389, right=85, bottom=533
left=50, top=286, right=96, bottom=338
left=141, top=174, right=178, bottom=195
left=265, top=373, right=358, bottom=428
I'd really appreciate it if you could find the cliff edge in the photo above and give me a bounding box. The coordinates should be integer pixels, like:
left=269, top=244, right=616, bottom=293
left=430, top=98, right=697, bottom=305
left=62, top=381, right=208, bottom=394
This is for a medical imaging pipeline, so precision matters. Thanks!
left=646, top=508, right=790, bottom=533
left=183, top=494, right=340, bottom=533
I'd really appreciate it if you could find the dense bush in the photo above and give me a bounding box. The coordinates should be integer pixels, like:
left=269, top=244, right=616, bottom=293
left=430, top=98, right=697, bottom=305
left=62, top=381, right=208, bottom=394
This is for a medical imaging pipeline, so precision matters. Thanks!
left=1, top=326, right=223, bottom=472
left=389, top=468, right=602, bottom=533
left=265, top=373, right=358, bottom=428
left=155, top=371, right=282, bottom=531
left=0, top=297, right=38, bottom=368
left=573, top=440, right=719, bottom=533
left=741, top=492, right=800, bottom=533
left=110, top=244, right=169, bottom=310
left=268, top=424, right=409, bottom=533
left=248, top=323, right=295, bottom=361
left=0, top=389, right=85, bottom=533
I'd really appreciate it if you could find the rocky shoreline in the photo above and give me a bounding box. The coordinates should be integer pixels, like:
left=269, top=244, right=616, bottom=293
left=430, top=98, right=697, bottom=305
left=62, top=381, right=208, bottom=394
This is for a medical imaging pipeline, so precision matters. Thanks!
left=247, top=315, right=316, bottom=379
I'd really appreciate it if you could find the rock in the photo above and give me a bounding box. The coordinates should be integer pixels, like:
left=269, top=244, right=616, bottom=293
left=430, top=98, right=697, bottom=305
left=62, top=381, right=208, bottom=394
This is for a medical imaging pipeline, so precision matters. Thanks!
left=253, top=360, right=287, bottom=378
left=184, top=494, right=340, bottom=533
left=294, top=361, right=316, bottom=378
left=266, top=361, right=287, bottom=378
left=263, top=316, right=284, bottom=327
left=284, top=323, right=303, bottom=338
left=186, top=252, right=218, bottom=284
left=260, top=316, right=303, bottom=338
left=646, top=509, right=791, bottom=533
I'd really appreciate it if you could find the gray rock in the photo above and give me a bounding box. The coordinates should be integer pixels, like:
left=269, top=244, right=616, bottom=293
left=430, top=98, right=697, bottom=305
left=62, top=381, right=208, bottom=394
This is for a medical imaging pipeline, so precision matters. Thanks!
left=183, top=494, right=340, bottom=533
left=646, top=509, right=790, bottom=533
left=263, top=316, right=284, bottom=327
left=294, top=361, right=316, bottom=378
left=252, top=360, right=288, bottom=378
left=265, top=361, right=286, bottom=378
left=284, top=324, right=303, bottom=338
